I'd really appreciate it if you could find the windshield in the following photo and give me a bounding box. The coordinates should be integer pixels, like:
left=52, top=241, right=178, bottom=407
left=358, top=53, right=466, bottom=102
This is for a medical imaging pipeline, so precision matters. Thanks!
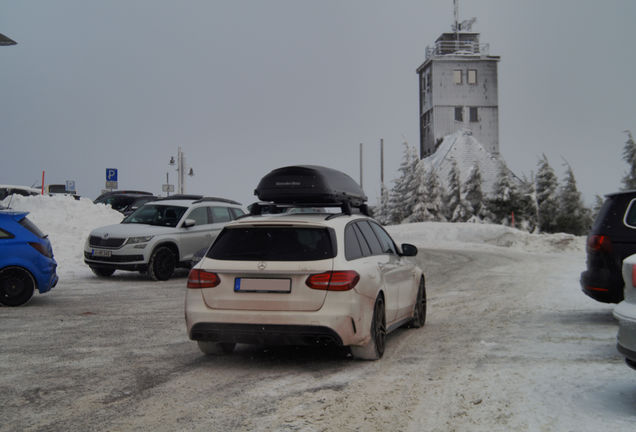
left=122, top=204, right=187, bottom=227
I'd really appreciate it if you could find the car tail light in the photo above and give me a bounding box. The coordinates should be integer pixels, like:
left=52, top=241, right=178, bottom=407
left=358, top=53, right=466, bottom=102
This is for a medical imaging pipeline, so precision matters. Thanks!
left=29, top=242, right=52, bottom=258
left=632, top=264, right=636, bottom=288
left=306, top=271, right=360, bottom=291
left=587, top=235, right=612, bottom=252
left=187, top=269, right=220, bottom=289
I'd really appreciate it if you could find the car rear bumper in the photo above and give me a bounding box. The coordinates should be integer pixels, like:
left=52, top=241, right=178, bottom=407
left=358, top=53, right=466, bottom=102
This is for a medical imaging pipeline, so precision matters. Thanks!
left=190, top=322, right=344, bottom=346
left=580, top=270, right=623, bottom=303
left=614, top=302, right=636, bottom=367
left=185, top=290, right=373, bottom=347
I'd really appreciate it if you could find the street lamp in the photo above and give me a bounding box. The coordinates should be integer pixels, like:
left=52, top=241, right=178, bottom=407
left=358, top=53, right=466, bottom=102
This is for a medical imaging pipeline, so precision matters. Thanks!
left=169, top=147, right=194, bottom=194
left=0, top=33, right=17, bottom=46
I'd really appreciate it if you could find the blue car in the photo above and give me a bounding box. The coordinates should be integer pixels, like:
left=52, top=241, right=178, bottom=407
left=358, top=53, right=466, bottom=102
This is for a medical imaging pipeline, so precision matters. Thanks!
left=0, top=210, right=58, bottom=306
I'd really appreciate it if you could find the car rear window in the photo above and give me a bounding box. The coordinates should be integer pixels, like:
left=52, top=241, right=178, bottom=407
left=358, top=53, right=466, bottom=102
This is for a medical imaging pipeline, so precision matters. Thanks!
left=624, top=199, right=636, bottom=228
left=20, top=216, right=45, bottom=238
left=207, top=226, right=336, bottom=261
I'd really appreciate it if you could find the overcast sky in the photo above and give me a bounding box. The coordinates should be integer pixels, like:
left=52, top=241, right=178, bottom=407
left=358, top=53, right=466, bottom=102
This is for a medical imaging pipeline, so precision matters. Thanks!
left=2, top=0, right=635, bottom=206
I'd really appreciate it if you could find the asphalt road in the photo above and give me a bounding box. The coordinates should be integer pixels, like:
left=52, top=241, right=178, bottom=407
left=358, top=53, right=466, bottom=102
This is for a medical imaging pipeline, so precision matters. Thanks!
left=1, top=248, right=633, bottom=431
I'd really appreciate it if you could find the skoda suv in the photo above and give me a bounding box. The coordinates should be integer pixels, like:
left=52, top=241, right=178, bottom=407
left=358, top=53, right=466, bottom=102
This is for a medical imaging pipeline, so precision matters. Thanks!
left=84, top=195, right=245, bottom=280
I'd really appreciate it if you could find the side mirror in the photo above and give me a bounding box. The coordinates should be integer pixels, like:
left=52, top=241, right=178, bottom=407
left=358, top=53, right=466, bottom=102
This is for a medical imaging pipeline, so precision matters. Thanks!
left=401, top=243, right=418, bottom=257
left=182, top=218, right=196, bottom=228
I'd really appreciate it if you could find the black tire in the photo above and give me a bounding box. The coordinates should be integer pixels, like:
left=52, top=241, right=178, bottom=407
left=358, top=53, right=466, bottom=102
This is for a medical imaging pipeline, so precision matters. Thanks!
left=409, top=278, right=427, bottom=328
left=147, top=246, right=176, bottom=281
left=90, top=266, right=115, bottom=277
left=0, top=266, right=35, bottom=307
left=197, top=341, right=236, bottom=355
left=350, top=295, right=386, bottom=360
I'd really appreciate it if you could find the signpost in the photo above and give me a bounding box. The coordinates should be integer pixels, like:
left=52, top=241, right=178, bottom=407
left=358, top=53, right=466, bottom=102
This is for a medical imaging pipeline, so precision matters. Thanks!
left=65, top=180, right=76, bottom=193
left=106, top=168, right=118, bottom=190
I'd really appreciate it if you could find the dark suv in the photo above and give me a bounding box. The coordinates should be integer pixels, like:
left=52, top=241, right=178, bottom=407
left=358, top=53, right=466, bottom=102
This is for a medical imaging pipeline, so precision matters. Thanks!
left=94, top=190, right=157, bottom=216
left=581, top=190, right=636, bottom=303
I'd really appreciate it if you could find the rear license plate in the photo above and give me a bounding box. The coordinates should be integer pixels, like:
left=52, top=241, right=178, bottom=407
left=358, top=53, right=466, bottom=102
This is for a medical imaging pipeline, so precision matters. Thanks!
left=91, top=249, right=112, bottom=258
left=234, top=278, right=291, bottom=293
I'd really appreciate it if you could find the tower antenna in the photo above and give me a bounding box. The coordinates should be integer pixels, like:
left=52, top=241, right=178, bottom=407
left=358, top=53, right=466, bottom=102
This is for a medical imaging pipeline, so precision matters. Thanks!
left=453, top=0, right=459, bottom=38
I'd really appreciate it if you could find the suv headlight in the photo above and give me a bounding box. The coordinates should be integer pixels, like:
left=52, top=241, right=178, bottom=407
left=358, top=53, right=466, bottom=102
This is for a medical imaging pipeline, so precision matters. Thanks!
left=125, top=235, right=154, bottom=246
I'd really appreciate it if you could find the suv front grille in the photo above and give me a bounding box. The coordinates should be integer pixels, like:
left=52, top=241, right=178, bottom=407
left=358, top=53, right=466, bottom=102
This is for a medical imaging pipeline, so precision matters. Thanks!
left=89, top=236, right=126, bottom=248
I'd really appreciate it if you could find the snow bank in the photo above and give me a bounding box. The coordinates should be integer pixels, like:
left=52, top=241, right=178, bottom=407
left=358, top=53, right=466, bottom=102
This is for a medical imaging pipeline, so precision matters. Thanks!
left=2, top=194, right=123, bottom=278
left=386, top=221, right=585, bottom=254
left=1, top=194, right=584, bottom=280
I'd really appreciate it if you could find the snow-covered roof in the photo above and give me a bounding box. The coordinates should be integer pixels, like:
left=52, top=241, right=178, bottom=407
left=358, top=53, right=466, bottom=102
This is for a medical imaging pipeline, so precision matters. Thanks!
left=418, top=130, right=504, bottom=195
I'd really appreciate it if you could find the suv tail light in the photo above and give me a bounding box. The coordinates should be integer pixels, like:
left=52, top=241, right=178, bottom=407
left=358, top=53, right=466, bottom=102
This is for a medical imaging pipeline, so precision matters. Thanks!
left=306, top=271, right=360, bottom=291
left=632, top=264, right=636, bottom=288
left=587, top=235, right=612, bottom=253
left=187, top=269, right=220, bottom=289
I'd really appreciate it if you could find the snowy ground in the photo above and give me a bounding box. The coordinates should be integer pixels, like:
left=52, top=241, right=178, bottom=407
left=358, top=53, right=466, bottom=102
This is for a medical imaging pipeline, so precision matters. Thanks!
left=1, top=195, right=635, bottom=431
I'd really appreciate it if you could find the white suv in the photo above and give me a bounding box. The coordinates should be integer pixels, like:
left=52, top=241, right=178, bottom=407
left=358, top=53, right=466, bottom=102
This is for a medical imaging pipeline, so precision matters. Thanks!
left=84, top=195, right=245, bottom=280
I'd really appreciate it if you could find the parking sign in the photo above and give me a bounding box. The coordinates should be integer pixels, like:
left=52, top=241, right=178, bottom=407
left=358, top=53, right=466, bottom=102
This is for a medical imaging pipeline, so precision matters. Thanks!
left=106, top=168, right=118, bottom=182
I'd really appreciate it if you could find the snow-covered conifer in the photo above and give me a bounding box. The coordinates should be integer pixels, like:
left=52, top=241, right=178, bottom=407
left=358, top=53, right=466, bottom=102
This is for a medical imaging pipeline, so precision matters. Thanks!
left=411, top=165, right=445, bottom=222
left=444, top=161, right=462, bottom=221
left=389, top=142, right=418, bottom=224
left=487, top=160, right=521, bottom=226
left=462, top=163, right=483, bottom=221
left=622, top=130, right=636, bottom=190
left=518, top=176, right=538, bottom=232
left=535, top=154, right=560, bottom=233
left=556, top=163, right=591, bottom=235
left=374, top=183, right=391, bottom=225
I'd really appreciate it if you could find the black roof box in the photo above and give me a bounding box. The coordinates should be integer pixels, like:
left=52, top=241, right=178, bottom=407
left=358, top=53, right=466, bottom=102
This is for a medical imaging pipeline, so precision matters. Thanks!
left=254, top=165, right=368, bottom=213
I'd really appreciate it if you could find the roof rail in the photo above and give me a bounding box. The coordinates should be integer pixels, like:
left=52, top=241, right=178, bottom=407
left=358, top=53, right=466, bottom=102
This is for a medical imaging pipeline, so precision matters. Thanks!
left=156, top=194, right=204, bottom=201
left=248, top=201, right=369, bottom=216
left=193, top=197, right=242, bottom=206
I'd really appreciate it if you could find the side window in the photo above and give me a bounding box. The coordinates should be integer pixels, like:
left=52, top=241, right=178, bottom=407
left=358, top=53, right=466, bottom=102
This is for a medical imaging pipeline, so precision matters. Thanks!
left=468, top=69, right=477, bottom=84
left=369, top=221, right=397, bottom=255
left=187, top=207, right=209, bottom=225
left=623, top=199, right=636, bottom=228
left=352, top=224, right=372, bottom=257
left=453, top=69, right=462, bottom=84
left=455, top=106, right=463, bottom=122
left=357, top=221, right=383, bottom=256
left=345, top=224, right=363, bottom=260
left=230, top=208, right=245, bottom=219
left=210, top=206, right=232, bottom=223
left=0, top=228, right=14, bottom=239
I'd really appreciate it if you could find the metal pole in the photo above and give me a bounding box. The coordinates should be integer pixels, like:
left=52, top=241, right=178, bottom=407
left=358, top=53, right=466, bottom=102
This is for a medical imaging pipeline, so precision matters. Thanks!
left=380, top=138, right=384, bottom=184
left=178, top=146, right=184, bottom=194
left=359, top=143, right=363, bottom=188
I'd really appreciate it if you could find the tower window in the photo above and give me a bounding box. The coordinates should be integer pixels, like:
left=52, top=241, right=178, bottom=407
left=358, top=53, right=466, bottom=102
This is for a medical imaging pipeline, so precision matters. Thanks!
left=469, top=107, right=478, bottom=122
left=468, top=69, right=477, bottom=84
left=453, top=70, right=462, bottom=85
left=455, top=106, right=463, bottom=122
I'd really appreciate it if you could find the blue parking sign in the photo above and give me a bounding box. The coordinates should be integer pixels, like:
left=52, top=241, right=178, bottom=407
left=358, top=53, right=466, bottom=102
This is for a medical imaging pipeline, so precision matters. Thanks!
left=106, top=168, right=118, bottom=182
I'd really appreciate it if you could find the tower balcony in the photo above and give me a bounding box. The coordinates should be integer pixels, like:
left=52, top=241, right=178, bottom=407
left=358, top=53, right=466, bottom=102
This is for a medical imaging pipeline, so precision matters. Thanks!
left=426, top=40, right=490, bottom=59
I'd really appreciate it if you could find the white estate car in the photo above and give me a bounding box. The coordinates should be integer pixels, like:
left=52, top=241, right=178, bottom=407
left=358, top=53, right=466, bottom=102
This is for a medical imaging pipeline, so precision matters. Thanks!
left=84, top=195, right=245, bottom=280
left=614, top=253, right=636, bottom=369
left=185, top=210, right=426, bottom=360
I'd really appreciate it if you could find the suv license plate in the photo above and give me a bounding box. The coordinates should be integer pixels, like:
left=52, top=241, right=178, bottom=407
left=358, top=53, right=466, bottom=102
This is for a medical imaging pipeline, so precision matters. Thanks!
left=234, top=278, right=291, bottom=293
left=92, top=249, right=112, bottom=258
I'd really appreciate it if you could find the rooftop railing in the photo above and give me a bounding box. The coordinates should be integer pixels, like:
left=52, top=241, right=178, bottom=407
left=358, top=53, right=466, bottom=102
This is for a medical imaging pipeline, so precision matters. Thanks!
left=425, top=40, right=490, bottom=59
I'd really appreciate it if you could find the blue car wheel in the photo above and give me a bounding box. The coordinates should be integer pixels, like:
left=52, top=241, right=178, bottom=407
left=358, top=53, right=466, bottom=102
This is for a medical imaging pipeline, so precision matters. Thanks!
left=0, top=266, right=35, bottom=306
